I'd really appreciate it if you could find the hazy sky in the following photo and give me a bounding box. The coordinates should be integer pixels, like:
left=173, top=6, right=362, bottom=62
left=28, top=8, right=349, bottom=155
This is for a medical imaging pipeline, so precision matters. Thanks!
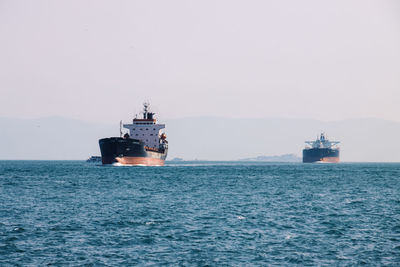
left=1, top=0, right=399, bottom=123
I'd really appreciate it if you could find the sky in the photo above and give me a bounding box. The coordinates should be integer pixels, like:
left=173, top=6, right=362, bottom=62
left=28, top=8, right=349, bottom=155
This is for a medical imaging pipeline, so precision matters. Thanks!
left=1, top=0, right=399, bottom=123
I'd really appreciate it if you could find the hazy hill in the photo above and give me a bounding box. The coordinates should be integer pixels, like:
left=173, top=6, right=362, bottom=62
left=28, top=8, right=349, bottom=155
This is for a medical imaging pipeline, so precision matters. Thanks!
left=0, top=117, right=116, bottom=160
left=1, top=117, right=400, bottom=162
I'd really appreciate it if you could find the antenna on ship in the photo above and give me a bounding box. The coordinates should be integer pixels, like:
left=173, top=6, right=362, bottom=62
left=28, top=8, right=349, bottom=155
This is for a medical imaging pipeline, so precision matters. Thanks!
left=143, top=102, right=150, bottom=119
left=119, top=120, right=122, bottom=137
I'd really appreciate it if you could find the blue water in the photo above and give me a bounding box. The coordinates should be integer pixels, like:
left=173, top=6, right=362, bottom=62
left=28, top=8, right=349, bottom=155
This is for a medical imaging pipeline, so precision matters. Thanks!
left=0, top=161, right=399, bottom=266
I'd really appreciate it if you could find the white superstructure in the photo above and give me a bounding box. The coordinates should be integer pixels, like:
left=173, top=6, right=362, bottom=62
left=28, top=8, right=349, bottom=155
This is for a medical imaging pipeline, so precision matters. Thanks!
left=305, top=133, right=340, bottom=149
left=122, top=103, right=166, bottom=149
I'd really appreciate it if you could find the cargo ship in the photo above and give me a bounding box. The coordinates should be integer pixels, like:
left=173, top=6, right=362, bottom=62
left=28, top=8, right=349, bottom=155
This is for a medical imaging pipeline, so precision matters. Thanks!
left=303, top=133, right=340, bottom=163
left=99, top=103, right=168, bottom=166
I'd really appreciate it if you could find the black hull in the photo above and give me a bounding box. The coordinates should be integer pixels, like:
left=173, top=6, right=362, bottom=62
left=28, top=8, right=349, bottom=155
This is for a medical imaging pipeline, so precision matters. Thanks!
left=303, top=148, right=340, bottom=163
left=99, top=137, right=168, bottom=165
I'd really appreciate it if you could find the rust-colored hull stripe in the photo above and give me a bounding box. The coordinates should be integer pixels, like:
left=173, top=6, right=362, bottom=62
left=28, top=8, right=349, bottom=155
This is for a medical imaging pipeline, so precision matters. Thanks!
left=320, top=157, right=340, bottom=163
left=115, top=157, right=165, bottom=166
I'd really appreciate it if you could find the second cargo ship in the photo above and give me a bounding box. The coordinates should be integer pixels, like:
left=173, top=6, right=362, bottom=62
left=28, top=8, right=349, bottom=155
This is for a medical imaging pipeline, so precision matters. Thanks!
left=99, top=103, right=168, bottom=166
left=303, top=133, right=340, bottom=163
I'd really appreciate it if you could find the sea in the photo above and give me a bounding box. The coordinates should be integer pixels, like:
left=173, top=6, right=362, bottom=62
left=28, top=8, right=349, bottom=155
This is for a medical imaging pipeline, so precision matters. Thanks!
left=0, top=161, right=399, bottom=266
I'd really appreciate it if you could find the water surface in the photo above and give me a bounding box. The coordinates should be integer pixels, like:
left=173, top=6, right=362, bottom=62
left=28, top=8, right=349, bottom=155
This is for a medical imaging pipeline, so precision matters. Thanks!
left=0, top=161, right=399, bottom=265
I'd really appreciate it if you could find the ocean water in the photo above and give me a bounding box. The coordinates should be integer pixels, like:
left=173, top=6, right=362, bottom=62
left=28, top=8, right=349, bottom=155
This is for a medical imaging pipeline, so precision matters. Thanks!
left=0, top=161, right=399, bottom=266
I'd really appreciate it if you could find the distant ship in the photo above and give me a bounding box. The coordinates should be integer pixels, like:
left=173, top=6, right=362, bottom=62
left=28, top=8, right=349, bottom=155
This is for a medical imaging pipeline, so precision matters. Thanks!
left=99, top=103, right=168, bottom=166
left=303, top=133, right=340, bottom=163
left=86, top=156, right=102, bottom=163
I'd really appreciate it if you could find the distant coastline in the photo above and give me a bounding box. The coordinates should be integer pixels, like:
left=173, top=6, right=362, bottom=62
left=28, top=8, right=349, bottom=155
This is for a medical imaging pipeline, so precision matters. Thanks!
left=239, top=154, right=301, bottom=162
left=167, top=154, right=301, bottom=162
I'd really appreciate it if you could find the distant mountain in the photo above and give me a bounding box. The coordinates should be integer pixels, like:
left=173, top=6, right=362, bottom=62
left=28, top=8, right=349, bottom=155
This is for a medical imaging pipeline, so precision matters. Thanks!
left=1, top=116, right=400, bottom=162
left=0, top=117, right=116, bottom=160
left=240, top=154, right=301, bottom=162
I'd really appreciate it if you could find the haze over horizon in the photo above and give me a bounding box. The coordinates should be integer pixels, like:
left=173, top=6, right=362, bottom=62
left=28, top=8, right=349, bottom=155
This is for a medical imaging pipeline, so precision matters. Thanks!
left=1, top=0, right=399, bottom=124
left=2, top=116, right=400, bottom=162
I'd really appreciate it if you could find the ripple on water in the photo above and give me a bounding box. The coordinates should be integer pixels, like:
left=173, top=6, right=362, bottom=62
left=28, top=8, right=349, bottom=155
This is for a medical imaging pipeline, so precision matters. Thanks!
left=0, top=161, right=399, bottom=265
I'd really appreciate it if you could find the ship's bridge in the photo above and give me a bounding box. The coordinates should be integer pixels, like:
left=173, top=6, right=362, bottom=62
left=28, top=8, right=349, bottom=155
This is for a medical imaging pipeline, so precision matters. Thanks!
left=122, top=103, right=166, bottom=149
left=305, top=133, right=340, bottom=149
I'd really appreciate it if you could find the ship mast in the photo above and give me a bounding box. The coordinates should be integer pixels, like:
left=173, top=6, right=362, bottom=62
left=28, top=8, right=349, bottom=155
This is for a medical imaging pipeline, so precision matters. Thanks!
left=143, top=102, right=149, bottom=119
left=141, top=102, right=155, bottom=121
